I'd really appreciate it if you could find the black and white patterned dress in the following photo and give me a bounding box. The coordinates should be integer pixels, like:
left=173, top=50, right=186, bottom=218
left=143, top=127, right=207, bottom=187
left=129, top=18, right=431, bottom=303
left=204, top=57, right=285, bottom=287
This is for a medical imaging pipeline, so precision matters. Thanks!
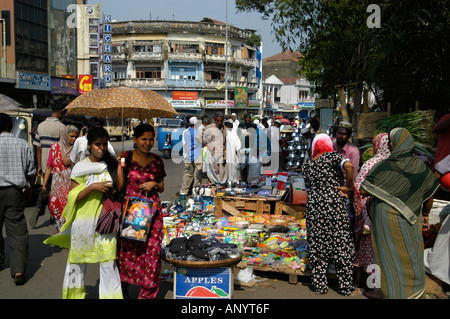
left=303, top=151, right=355, bottom=295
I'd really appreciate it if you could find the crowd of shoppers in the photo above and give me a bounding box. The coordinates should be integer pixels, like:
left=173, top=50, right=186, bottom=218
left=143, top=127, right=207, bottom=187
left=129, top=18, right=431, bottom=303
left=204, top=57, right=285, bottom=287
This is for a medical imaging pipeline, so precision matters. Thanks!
left=1, top=106, right=449, bottom=300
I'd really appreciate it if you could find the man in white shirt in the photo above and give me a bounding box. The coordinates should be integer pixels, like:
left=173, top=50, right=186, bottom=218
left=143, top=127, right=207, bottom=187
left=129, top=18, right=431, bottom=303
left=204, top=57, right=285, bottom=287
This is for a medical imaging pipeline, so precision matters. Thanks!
left=230, top=113, right=239, bottom=134
left=224, top=119, right=241, bottom=184
left=266, top=119, right=282, bottom=172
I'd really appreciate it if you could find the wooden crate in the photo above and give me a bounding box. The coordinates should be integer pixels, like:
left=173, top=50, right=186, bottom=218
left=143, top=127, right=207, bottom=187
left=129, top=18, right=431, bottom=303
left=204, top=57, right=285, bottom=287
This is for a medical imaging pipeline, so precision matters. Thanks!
left=235, top=261, right=312, bottom=285
left=357, top=111, right=388, bottom=140
left=214, top=196, right=282, bottom=217
left=213, top=195, right=306, bottom=217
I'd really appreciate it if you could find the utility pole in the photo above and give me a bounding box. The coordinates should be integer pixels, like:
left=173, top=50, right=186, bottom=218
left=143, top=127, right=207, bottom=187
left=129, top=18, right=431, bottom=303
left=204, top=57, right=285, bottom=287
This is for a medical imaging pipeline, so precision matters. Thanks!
left=0, top=18, right=6, bottom=78
left=225, top=0, right=228, bottom=115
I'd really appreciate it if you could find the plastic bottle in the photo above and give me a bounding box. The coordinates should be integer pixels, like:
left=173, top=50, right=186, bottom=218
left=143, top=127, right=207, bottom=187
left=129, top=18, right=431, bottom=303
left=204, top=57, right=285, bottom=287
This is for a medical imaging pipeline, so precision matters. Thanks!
left=179, top=193, right=186, bottom=210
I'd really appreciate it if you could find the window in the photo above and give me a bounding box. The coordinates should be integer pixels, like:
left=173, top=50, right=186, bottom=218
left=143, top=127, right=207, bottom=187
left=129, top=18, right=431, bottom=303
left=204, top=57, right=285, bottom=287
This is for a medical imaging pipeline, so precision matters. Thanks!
left=170, top=66, right=196, bottom=80
left=205, top=70, right=224, bottom=80
left=133, top=42, right=162, bottom=53
left=89, top=33, right=98, bottom=48
left=169, top=43, right=199, bottom=53
left=136, top=67, right=161, bottom=79
left=112, top=66, right=127, bottom=79
left=205, top=42, right=225, bottom=55
left=90, top=61, right=99, bottom=79
left=14, top=0, right=48, bottom=72
left=299, top=91, right=308, bottom=99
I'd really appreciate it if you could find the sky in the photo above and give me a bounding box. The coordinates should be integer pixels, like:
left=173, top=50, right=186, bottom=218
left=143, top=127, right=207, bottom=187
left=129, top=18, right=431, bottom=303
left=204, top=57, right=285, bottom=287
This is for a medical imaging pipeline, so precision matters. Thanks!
left=88, top=0, right=283, bottom=58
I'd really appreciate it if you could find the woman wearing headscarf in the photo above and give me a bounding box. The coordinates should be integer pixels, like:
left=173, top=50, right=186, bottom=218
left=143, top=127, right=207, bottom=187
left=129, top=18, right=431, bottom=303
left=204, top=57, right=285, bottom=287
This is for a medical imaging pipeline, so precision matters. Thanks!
left=44, top=127, right=123, bottom=299
left=360, top=128, right=440, bottom=299
left=42, top=125, right=79, bottom=232
left=352, top=133, right=390, bottom=295
left=302, top=133, right=359, bottom=296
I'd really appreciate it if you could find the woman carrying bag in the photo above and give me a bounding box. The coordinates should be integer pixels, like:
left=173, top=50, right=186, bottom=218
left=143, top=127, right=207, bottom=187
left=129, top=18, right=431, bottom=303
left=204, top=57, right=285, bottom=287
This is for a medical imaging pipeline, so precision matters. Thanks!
left=116, top=124, right=166, bottom=299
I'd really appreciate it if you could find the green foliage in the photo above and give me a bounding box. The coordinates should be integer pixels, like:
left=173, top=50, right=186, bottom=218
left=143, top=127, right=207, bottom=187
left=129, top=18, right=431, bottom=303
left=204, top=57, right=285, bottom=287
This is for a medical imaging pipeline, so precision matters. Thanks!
left=235, top=0, right=450, bottom=115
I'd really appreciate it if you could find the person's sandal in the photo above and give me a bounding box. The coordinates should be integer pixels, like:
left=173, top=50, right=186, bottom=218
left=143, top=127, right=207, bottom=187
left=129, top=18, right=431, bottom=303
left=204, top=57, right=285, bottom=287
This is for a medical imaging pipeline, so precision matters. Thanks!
left=350, top=287, right=364, bottom=296
left=14, top=273, right=25, bottom=286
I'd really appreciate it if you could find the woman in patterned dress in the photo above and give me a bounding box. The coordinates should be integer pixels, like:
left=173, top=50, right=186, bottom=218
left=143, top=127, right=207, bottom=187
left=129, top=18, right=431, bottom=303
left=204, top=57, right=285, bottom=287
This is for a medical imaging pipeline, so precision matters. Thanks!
left=302, top=134, right=360, bottom=296
left=352, top=133, right=390, bottom=294
left=42, top=125, right=79, bottom=232
left=116, top=124, right=166, bottom=299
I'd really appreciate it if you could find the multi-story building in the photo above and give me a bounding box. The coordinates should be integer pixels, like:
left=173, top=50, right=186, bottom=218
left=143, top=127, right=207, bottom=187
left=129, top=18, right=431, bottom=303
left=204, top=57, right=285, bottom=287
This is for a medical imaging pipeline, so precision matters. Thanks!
left=262, top=51, right=316, bottom=119
left=106, top=18, right=261, bottom=118
left=0, top=0, right=81, bottom=108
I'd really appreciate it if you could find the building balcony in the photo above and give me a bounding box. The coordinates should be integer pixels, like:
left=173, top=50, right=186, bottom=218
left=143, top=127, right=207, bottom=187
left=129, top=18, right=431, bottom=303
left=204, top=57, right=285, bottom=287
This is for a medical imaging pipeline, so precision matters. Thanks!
left=204, top=79, right=259, bottom=91
left=108, top=78, right=166, bottom=88
left=131, top=52, right=164, bottom=62
left=167, top=52, right=202, bottom=62
left=231, top=57, right=257, bottom=68
left=111, top=20, right=254, bottom=41
left=165, top=78, right=204, bottom=88
left=108, top=77, right=259, bottom=91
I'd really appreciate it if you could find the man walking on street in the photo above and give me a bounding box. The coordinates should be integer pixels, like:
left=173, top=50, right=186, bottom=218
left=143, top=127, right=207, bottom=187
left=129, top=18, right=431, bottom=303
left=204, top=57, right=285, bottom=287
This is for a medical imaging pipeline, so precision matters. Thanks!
left=0, top=113, right=36, bottom=285
left=30, top=102, right=66, bottom=228
left=230, top=113, right=239, bottom=134
left=180, top=117, right=203, bottom=195
left=266, top=119, right=282, bottom=172
left=204, top=112, right=228, bottom=185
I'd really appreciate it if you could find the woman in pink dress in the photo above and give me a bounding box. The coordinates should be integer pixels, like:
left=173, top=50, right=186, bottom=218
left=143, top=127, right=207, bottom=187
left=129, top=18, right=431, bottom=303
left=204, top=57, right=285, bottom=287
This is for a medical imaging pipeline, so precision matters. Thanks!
left=116, top=124, right=166, bottom=299
left=42, top=125, right=79, bottom=232
left=352, top=133, right=390, bottom=294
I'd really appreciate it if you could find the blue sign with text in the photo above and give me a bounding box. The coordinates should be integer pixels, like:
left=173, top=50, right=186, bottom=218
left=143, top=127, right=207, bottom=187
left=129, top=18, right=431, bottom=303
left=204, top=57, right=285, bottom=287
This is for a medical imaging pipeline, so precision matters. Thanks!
left=174, top=267, right=233, bottom=299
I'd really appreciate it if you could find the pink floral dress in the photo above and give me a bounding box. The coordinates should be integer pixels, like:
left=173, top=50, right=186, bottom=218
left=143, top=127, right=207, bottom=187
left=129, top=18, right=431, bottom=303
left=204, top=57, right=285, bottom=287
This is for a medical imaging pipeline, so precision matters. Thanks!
left=117, top=151, right=166, bottom=299
left=353, top=133, right=390, bottom=270
left=47, top=143, right=71, bottom=231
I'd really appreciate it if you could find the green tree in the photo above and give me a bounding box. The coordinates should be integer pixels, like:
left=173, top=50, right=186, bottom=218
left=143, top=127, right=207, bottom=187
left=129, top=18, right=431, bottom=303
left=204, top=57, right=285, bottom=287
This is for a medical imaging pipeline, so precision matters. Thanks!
left=236, top=0, right=450, bottom=119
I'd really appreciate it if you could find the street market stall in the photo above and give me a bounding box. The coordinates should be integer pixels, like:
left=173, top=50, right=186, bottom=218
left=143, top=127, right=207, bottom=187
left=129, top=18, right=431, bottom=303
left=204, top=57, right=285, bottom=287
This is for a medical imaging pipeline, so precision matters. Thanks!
left=159, top=169, right=315, bottom=298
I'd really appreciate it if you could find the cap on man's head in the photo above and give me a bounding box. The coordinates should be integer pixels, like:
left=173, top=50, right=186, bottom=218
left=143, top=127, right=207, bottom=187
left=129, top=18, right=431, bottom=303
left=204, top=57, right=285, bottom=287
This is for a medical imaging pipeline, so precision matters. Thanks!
left=224, top=119, right=233, bottom=127
left=231, top=113, right=236, bottom=116
left=189, top=117, right=198, bottom=125
left=309, top=109, right=318, bottom=119
left=338, top=121, right=353, bottom=132
left=274, top=119, right=282, bottom=125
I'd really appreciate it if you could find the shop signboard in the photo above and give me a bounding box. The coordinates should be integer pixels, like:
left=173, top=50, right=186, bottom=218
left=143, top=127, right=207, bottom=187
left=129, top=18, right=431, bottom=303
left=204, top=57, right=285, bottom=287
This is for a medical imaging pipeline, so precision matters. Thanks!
left=79, top=75, right=93, bottom=94
left=103, top=15, right=112, bottom=84
left=297, top=101, right=315, bottom=109
left=205, top=100, right=234, bottom=108
left=169, top=100, right=201, bottom=108
left=172, top=91, right=198, bottom=101
left=51, top=78, right=78, bottom=95
left=17, top=72, right=51, bottom=91
left=234, top=86, right=248, bottom=108
left=174, top=267, right=233, bottom=299
left=248, top=99, right=260, bottom=108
